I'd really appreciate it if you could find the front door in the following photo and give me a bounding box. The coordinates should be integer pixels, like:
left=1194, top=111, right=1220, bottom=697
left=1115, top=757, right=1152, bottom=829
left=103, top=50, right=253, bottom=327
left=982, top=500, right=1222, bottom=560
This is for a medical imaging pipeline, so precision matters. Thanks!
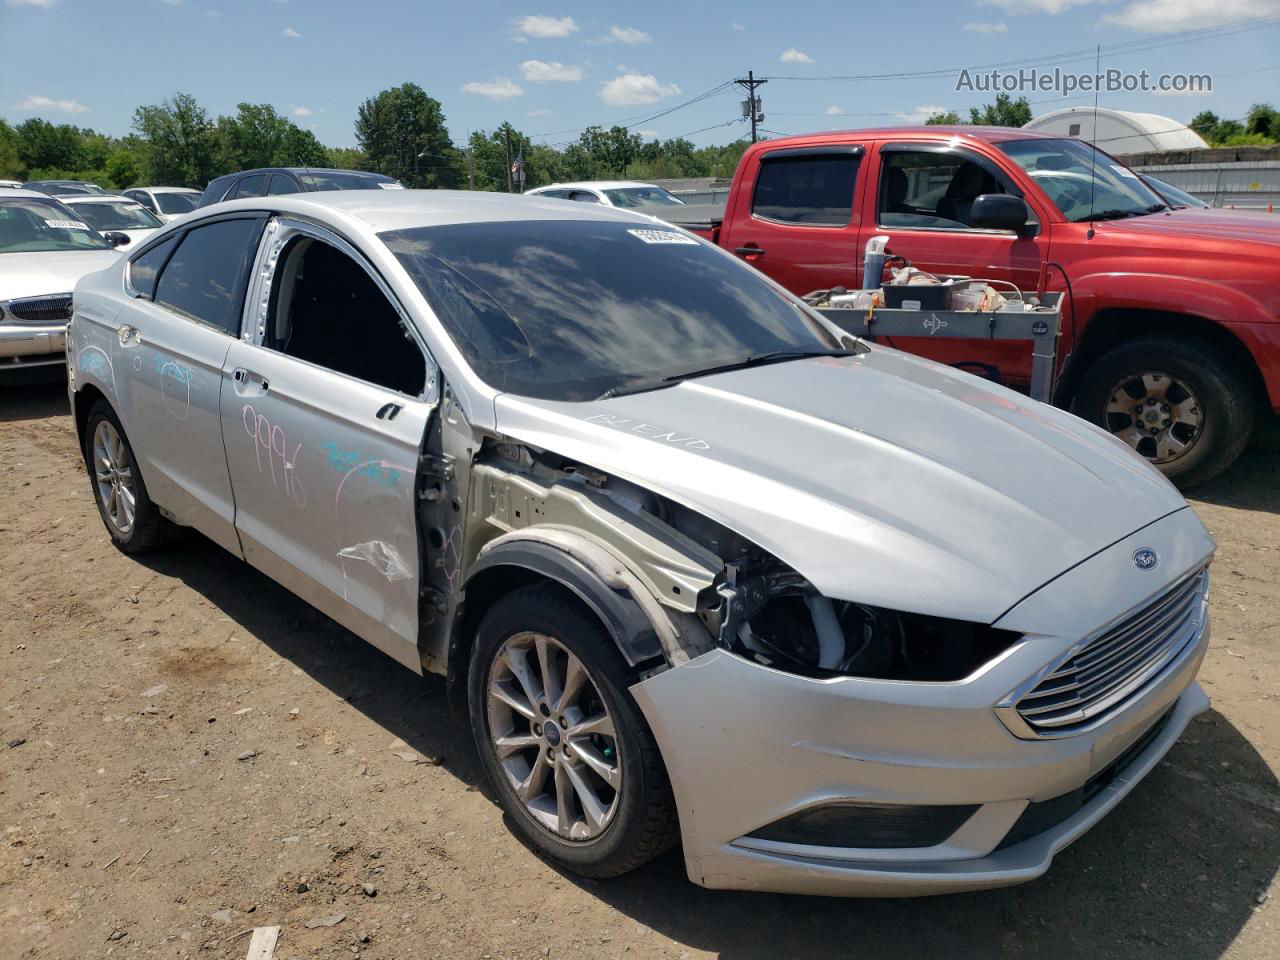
left=869, top=142, right=1050, bottom=388
left=220, top=221, right=438, bottom=672
left=109, top=216, right=265, bottom=555
left=717, top=144, right=866, bottom=295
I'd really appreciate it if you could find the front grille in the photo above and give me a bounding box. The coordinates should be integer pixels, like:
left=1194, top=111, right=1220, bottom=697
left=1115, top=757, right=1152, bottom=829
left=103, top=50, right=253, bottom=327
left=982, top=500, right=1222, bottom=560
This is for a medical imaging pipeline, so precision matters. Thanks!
left=1016, top=568, right=1207, bottom=735
left=5, top=294, right=73, bottom=325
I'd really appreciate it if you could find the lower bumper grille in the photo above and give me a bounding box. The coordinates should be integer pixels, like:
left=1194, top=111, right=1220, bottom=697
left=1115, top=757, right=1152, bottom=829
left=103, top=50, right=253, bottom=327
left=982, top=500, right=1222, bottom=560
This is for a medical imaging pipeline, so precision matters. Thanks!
left=1015, top=568, right=1208, bottom=735
left=5, top=294, right=73, bottom=325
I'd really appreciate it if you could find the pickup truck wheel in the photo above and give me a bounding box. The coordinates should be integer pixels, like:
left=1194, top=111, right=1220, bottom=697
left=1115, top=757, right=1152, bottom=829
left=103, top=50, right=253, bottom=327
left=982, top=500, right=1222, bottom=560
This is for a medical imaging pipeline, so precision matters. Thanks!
left=84, top=402, right=176, bottom=553
left=468, top=582, right=677, bottom=879
left=1077, top=336, right=1254, bottom=488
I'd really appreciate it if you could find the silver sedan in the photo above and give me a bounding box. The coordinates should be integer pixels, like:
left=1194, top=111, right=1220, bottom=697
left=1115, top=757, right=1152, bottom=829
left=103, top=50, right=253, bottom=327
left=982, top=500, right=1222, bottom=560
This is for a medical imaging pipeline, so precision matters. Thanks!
left=67, top=190, right=1213, bottom=896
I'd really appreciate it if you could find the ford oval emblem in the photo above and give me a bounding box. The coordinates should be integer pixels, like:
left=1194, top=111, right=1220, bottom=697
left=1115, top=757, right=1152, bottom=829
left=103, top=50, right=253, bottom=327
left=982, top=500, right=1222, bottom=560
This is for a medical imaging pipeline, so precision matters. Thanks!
left=1133, top=548, right=1160, bottom=571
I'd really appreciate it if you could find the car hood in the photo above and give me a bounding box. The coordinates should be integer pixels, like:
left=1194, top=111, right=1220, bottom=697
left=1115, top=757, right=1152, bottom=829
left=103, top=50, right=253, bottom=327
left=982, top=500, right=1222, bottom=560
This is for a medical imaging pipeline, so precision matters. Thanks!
left=0, top=249, right=121, bottom=301
left=1097, top=207, right=1280, bottom=246
left=493, top=348, right=1188, bottom=624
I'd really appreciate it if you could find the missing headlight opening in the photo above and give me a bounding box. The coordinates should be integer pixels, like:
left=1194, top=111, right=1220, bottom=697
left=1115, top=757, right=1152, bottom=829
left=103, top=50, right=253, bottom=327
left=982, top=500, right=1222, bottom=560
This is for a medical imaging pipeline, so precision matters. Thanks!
left=715, top=562, right=1020, bottom=681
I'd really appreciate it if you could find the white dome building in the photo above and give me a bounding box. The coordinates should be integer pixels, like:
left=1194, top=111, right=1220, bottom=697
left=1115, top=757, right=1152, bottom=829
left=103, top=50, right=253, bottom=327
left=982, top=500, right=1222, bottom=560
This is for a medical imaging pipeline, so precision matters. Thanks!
left=1023, top=107, right=1208, bottom=154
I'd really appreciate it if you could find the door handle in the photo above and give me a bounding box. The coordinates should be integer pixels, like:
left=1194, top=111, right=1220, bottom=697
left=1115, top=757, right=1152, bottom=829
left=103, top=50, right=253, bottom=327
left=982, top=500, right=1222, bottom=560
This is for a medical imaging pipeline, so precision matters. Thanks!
left=232, top=368, right=269, bottom=394
left=116, top=323, right=140, bottom=347
left=734, top=245, right=765, bottom=260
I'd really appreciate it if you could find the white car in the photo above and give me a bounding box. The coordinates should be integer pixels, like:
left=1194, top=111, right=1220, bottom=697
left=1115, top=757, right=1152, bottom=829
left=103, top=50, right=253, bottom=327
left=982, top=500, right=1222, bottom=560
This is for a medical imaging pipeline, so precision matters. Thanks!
left=0, top=188, right=121, bottom=373
left=122, top=186, right=202, bottom=223
left=0, top=180, right=22, bottom=190
left=62, top=195, right=165, bottom=251
left=525, top=180, right=687, bottom=209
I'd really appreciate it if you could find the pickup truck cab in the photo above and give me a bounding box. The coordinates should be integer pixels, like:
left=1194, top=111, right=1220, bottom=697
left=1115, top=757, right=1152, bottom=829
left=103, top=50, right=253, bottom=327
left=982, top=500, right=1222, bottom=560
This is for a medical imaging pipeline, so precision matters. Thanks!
left=670, top=127, right=1280, bottom=487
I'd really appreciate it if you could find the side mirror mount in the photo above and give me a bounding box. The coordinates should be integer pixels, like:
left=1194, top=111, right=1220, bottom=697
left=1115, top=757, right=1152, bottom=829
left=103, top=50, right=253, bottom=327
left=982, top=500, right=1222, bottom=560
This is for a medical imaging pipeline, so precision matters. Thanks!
left=103, top=231, right=131, bottom=248
left=969, top=194, right=1031, bottom=233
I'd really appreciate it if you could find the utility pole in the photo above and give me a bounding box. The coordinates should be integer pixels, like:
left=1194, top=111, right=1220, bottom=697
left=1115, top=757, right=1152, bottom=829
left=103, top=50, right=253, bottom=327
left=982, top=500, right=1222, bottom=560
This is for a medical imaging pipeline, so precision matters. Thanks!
left=735, top=70, right=766, bottom=143
left=503, top=127, right=514, bottom=193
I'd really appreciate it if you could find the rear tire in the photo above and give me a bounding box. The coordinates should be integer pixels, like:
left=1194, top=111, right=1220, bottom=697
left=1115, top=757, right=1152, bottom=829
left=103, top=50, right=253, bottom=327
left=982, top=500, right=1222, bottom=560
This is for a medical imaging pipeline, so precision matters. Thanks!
left=1076, top=335, right=1254, bottom=489
left=467, top=582, right=677, bottom=879
left=83, top=401, right=176, bottom=554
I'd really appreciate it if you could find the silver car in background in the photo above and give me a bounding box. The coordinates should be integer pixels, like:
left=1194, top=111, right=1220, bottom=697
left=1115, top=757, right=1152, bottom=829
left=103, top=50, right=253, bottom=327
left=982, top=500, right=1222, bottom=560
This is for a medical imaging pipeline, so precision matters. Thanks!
left=68, top=191, right=1213, bottom=896
left=1, top=188, right=121, bottom=374
left=122, top=186, right=203, bottom=223
left=61, top=195, right=165, bottom=251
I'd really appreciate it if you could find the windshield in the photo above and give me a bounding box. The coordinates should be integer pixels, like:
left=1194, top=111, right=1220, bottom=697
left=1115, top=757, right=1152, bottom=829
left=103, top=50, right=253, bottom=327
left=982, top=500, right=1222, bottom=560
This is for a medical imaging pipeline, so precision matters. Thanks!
left=603, top=186, right=686, bottom=208
left=69, top=200, right=163, bottom=231
left=383, top=219, right=842, bottom=402
left=998, top=138, right=1166, bottom=222
left=300, top=170, right=400, bottom=191
left=1141, top=175, right=1208, bottom=209
left=0, top=198, right=112, bottom=253
left=156, top=192, right=200, bottom=214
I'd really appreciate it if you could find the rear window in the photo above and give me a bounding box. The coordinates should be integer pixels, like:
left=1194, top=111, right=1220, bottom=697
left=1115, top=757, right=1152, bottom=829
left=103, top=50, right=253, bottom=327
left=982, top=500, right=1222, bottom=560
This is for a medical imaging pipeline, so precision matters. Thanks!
left=156, top=192, right=200, bottom=215
left=300, top=171, right=401, bottom=191
left=752, top=153, right=860, bottom=226
left=382, top=218, right=841, bottom=402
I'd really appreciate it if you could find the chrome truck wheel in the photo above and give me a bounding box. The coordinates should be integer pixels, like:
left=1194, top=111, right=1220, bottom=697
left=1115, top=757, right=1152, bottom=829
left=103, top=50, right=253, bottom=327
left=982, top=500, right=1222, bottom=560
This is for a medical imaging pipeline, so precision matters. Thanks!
left=1105, top=371, right=1203, bottom=465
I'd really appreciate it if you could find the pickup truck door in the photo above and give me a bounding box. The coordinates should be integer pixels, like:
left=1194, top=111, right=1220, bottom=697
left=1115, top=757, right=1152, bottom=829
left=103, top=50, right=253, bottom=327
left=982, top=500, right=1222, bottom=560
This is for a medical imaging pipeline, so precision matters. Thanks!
left=717, top=144, right=866, bottom=295
left=220, top=219, right=438, bottom=673
left=867, top=142, right=1051, bottom=387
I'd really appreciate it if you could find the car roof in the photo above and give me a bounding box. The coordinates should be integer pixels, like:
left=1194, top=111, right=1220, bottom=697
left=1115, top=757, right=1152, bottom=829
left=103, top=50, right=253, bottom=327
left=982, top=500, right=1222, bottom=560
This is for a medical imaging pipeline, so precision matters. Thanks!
left=222, top=167, right=391, bottom=178
left=530, top=181, right=660, bottom=192
left=203, top=189, right=660, bottom=234
left=0, top=187, right=67, bottom=200
left=750, top=126, right=1062, bottom=149
left=135, top=185, right=201, bottom=194
left=60, top=194, right=139, bottom=205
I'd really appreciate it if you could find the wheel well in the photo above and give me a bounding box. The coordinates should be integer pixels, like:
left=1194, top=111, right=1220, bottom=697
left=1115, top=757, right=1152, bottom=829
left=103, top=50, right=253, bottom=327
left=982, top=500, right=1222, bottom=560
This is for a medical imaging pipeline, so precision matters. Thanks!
left=72, top=384, right=109, bottom=458
left=444, top=566, right=597, bottom=719
left=1058, top=309, right=1266, bottom=410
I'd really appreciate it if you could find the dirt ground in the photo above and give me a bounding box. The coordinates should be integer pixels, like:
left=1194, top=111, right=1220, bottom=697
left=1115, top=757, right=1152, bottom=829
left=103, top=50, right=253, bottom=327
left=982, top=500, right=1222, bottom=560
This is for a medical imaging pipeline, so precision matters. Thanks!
left=1, top=381, right=1277, bottom=960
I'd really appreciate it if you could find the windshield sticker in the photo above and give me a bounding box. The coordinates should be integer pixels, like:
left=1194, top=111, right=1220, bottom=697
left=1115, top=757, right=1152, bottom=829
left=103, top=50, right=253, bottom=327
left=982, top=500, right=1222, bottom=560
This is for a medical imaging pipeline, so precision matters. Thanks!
left=626, top=228, right=698, bottom=246
left=1110, top=164, right=1139, bottom=179
left=377, top=182, right=406, bottom=189
left=44, top=219, right=90, bottom=230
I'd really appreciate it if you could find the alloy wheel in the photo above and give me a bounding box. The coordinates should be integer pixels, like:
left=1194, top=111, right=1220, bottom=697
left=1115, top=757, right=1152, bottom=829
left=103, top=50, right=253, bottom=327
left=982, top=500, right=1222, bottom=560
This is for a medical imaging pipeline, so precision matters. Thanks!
left=1104, top=371, right=1203, bottom=464
left=93, top=420, right=136, bottom=535
left=485, top=631, right=621, bottom=841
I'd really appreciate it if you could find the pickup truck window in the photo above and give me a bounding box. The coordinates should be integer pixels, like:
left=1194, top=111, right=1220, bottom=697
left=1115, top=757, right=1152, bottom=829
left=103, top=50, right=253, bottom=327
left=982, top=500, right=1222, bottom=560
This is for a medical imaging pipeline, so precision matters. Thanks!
left=752, top=154, right=859, bottom=226
left=878, top=151, right=1010, bottom=229
left=383, top=219, right=842, bottom=402
left=998, top=138, right=1166, bottom=223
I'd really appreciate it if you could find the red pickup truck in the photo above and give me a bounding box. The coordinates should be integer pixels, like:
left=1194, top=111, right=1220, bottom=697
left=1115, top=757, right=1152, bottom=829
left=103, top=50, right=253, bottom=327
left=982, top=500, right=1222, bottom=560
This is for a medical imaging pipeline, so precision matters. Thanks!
left=669, top=126, right=1280, bottom=487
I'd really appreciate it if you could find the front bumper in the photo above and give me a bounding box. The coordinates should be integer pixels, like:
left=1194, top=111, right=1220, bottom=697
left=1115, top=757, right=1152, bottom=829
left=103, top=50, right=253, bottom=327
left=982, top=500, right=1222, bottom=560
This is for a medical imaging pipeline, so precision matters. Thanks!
left=0, top=322, right=68, bottom=368
left=631, top=507, right=1214, bottom=897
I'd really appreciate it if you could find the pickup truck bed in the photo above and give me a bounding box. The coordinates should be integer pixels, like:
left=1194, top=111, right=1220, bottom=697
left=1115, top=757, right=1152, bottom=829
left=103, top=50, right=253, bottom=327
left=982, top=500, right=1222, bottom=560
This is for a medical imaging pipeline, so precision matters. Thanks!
left=662, top=203, right=724, bottom=236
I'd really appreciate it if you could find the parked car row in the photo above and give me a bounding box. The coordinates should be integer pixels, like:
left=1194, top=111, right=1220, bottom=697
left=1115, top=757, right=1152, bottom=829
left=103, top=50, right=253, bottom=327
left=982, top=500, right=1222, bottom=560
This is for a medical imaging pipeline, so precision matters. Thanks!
left=64, top=188, right=1214, bottom=898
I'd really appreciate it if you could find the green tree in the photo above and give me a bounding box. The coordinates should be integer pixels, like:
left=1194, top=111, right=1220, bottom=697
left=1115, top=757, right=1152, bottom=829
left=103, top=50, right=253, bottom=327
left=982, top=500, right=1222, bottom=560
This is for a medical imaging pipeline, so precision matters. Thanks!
left=1244, top=103, right=1279, bottom=140
left=355, top=83, right=458, bottom=188
left=326, top=146, right=369, bottom=170
left=968, top=94, right=1031, bottom=127
left=925, top=110, right=963, bottom=125
left=132, top=93, right=218, bottom=187
left=1189, top=110, right=1219, bottom=140
left=213, top=103, right=327, bottom=172
left=578, top=125, right=643, bottom=177
left=0, top=120, right=21, bottom=180
left=15, top=118, right=86, bottom=172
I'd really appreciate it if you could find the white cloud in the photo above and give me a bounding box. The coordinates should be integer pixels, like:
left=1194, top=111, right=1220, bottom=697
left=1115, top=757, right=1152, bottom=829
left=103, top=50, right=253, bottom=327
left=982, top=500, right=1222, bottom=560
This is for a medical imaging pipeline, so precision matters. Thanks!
left=896, top=104, right=950, bottom=123
left=282, top=26, right=300, bottom=37
left=5, top=0, right=57, bottom=7
left=604, top=25, right=650, bottom=44
left=978, top=0, right=1101, bottom=13
left=1102, top=0, right=1280, bottom=32
left=637, top=129, right=658, bottom=137
left=526, top=108, right=552, bottom=117
left=731, top=22, right=745, bottom=31
left=462, top=77, right=524, bottom=99
left=18, top=95, right=88, bottom=113
left=520, top=59, right=583, bottom=82
left=292, top=105, right=312, bottom=117
left=963, top=20, right=1009, bottom=32
left=598, top=73, right=681, bottom=106
left=824, top=105, right=845, bottom=116
left=513, top=14, right=578, bottom=38
left=780, top=48, right=814, bottom=63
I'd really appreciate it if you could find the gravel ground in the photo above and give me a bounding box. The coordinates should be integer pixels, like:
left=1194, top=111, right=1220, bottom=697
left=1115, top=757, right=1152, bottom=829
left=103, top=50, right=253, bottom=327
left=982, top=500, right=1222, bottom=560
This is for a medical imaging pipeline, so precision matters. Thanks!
left=2, top=382, right=1277, bottom=960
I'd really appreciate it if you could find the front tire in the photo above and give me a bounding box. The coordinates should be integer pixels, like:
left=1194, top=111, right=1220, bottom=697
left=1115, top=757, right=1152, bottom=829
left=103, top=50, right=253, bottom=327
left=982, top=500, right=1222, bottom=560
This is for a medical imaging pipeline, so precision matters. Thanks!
left=467, top=582, right=677, bottom=879
left=1076, top=335, right=1255, bottom=489
left=83, top=402, right=175, bottom=553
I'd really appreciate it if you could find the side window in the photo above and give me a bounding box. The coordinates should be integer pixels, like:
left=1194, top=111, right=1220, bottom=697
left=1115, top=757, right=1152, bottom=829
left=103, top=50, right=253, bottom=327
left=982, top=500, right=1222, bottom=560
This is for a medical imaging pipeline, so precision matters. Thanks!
left=129, top=236, right=177, bottom=299
left=154, top=218, right=262, bottom=334
left=231, top=174, right=268, bottom=199
left=267, top=174, right=302, bottom=196
left=751, top=153, right=860, bottom=226
left=569, top=190, right=601, bottom=203
left=128, top=191, right=158, bottom=213
left=878, top=151, right=1011, bottom=229
left=265, top=236, right=427, bottom=396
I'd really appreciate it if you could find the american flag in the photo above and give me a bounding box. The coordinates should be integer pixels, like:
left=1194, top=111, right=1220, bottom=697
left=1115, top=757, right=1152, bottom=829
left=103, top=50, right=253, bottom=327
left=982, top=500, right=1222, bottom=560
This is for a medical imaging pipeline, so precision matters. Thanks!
left=511, top=152, right=524, bottom=176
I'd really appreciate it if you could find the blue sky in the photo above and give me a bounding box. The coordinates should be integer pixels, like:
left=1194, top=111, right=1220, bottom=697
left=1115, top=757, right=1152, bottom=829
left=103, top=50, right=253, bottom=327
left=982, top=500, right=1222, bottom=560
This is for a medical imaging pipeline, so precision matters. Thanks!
left=2, top=0, right=1277, bottom=149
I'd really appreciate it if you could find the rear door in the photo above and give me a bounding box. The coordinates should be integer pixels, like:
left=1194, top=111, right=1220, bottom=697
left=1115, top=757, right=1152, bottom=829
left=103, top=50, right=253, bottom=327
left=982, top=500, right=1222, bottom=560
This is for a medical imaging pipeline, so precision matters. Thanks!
left=108, top=215, right=266, bottom=555
left=868, top=141, right=1050, bottom=385
left=717, top=144, right=865, bottom=295
left=220, top=218, right=438, bottom=672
